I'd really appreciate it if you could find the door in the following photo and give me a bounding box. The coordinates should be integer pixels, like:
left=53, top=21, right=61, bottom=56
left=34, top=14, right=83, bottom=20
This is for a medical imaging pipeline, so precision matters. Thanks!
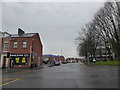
left=2, top=56, right=6, bottom=68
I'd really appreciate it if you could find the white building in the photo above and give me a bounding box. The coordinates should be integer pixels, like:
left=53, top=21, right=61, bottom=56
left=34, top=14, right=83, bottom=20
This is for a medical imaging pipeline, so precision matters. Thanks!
left=95, top=46, right=115, bottom=61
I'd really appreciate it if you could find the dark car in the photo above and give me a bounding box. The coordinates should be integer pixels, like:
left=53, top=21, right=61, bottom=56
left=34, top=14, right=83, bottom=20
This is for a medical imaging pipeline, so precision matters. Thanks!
left=72, top=60, right=76, bottom=63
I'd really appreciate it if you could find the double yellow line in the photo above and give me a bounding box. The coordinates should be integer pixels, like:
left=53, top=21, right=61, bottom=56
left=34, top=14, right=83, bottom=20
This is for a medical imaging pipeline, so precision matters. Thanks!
left=0, top=78, right=21, bottom=87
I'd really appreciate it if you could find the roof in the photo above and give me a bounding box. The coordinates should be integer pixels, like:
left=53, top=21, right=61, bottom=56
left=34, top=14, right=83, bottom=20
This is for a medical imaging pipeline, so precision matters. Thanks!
left=43, top=54, right=63, bottom=57
left=0, top=31, right=11, bottom=38
left=10, top=33, right=37, bottom=38
left=43, top=54, right=54, bottom=57
left=43, top=55, right=54, bottom=57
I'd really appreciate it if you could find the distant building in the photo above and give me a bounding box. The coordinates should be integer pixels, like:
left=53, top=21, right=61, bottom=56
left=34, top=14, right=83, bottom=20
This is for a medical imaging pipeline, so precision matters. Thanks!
left=42, top=54, right=54, bottom=64
left=66, top=57, right=81, bottom=63
left=59, top=56, right=65, bottom=62
left=42, top=54, right=65, bottom=65
left=95, top=46, right=115, bottom=61
left=1, top=28, right=43, bottom=68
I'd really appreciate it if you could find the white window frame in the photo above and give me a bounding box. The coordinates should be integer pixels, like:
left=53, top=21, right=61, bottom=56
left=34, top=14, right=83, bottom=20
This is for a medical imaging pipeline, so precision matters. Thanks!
left=22, top=40, right=27, bottom=48
left=13, top=41, right=18, bottom=49
left=3, top=42, right=9, bottom=52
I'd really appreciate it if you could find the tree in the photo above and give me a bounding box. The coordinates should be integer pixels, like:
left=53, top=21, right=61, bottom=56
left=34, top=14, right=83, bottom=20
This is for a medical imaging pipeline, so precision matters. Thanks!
left=95, top=1, right=120, bottom=60
left=76, top=1, right=120, bottom=61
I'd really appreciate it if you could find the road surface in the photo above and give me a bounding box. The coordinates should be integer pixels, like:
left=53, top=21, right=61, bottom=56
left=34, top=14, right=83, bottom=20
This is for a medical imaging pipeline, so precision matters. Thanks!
left=1, top=63, right=119, bottom=88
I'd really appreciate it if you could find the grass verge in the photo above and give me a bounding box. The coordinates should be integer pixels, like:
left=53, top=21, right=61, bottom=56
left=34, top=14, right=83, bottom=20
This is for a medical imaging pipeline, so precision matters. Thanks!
left=90, top=61, right=120, bottom=65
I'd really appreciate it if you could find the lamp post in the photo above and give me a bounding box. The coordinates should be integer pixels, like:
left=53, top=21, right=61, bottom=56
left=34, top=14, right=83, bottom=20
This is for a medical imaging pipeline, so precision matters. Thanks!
left=30, top=39, right=34, bottom=68
left=30, top=46, right=32, bottom=67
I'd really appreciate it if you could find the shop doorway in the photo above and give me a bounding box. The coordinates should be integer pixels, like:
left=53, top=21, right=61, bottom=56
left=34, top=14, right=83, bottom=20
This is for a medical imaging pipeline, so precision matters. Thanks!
left=10, top=59, right=14, bottom=68
left=2, top=56, right=6, bottom=68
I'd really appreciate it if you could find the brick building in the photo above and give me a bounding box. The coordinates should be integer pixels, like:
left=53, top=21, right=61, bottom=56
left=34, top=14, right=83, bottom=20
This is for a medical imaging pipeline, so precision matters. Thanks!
left=42, top=54, right=55, bottom=64
left=59, top=56, right=65, bottom=62
left=42, top=54, right=65, bottom=65
left=1, top=28, right=43, bottom=68
left=0, top=31, right=11, bottom=68
left=66, top=57, right=81, bottom=63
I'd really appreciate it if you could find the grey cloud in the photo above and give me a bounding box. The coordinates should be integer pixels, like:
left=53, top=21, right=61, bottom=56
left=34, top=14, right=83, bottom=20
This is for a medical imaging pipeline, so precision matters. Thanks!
left=2, top=2, right=104, bottom=57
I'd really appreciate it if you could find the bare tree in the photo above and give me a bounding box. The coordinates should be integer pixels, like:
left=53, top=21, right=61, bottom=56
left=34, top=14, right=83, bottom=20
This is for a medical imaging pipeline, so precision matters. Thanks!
left=95, top=1, right=120, bottom=60
left=76, top=22, right=101, bottom=61
left=76, top=1, right=120, bottom=61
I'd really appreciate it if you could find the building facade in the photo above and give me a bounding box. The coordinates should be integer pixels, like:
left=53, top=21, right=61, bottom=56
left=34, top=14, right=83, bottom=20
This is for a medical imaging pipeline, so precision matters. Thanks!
left=59, top=56, right=65, bottom=63
left=42, top=55, right=55, bottom=64
left=0, top=31, right=11, bottom=68
left=95, top=46, right=115, bottom=61
left=1, top=28, right=43, bottom=68
left=42, top=54, right=65, bottom=65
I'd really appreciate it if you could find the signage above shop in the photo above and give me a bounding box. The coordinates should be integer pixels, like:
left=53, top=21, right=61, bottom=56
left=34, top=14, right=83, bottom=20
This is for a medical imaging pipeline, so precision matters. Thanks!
left=10, top=53, right=30, bottom=57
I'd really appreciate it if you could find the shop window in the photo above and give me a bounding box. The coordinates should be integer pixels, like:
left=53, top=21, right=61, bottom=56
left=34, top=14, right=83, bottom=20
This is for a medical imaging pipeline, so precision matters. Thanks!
left=13, top=41, right=18, bottom=48
left=14, top=57, right=27, bottom=65
left=15, top=57, right=20, bottom=65
left=21, top=58, right=27, bottom=64
left=22, top=40, right=27, bottom=48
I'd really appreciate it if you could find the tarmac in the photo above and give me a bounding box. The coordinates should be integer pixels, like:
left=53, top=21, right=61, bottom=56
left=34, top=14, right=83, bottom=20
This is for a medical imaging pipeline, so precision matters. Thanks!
left=1, top=66, right=43, bottom=74
left=1, top=63, right=54, bottom=74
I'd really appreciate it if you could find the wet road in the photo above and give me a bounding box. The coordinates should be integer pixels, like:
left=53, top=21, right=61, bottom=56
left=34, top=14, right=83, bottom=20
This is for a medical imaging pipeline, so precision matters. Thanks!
left=2, top=63, right=119, bottom=88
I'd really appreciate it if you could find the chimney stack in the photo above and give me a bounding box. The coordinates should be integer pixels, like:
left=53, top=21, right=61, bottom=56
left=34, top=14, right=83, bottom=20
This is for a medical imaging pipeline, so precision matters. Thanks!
left=18, top=28, right=25, bottom=36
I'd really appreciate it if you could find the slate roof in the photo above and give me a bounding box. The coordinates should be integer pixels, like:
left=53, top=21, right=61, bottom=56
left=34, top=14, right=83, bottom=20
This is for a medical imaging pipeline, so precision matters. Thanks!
left=43, top=55, right=54, bottom=57
left=10, top=33, right=37, bottom=38
left=43, top=54, right=63, bottom=57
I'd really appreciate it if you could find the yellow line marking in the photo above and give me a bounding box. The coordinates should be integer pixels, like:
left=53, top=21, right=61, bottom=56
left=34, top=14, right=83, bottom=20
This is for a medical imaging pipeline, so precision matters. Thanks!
left=0, top=78, right=15, bottom=82
left=0, top=78, right=21, bottom=87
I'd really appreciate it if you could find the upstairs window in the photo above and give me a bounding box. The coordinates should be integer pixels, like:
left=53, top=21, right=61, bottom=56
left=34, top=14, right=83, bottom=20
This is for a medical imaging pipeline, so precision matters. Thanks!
left=22, top=40, right=27, bottom=48
left=3, top=42, right=9, bottom=51
left=13, top=41, right=18, bottom=49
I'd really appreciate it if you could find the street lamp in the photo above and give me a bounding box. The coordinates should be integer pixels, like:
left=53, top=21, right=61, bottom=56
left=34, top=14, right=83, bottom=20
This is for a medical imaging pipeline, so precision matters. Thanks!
left=30, top=39, right=34, bottom=68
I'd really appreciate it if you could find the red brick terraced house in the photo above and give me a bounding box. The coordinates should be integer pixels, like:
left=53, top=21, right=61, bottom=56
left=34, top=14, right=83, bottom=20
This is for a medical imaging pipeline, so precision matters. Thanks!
left=1, top=28, right=43, bottom=68
left=0, top=31, right=11, bottom=68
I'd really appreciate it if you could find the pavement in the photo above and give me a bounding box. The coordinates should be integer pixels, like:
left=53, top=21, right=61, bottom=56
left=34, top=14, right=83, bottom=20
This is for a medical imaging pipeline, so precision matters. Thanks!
left=1, top=63, right=119, bottom=88
left=1, top=65, right=44, bottom=74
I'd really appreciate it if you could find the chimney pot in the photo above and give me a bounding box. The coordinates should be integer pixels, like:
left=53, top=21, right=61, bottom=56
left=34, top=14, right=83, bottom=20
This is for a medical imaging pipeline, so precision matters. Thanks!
left=18, top=28, right=25, bottom=36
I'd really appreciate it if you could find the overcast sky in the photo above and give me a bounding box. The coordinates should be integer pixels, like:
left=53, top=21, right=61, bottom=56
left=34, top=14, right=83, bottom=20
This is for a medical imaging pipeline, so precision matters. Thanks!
left=1, top=2, right=105, bottom=58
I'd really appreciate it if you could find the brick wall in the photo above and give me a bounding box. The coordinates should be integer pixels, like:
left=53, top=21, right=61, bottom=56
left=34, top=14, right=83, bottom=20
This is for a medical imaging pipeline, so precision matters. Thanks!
left=10, top=37, right=32, bottom=54
left=32, top=34, right=43, bottom=65
left=2, top=33, right=43, bottom=68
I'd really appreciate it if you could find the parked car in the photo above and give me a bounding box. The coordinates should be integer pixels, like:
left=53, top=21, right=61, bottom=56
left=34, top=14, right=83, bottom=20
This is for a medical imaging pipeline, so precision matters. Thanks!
left=43, top=60, right=49, bottom=64
left=67, top=60, right=71, bottom=63
left=54, top=59, right=60, bottom=66
left=62, top=61, right=67, bottom=64
left=72, top=60, right=76, bottom=63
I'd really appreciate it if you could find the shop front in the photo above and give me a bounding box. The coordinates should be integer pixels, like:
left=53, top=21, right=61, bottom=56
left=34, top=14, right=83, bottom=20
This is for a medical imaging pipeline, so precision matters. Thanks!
left=10, top=53, right=30, bottom=68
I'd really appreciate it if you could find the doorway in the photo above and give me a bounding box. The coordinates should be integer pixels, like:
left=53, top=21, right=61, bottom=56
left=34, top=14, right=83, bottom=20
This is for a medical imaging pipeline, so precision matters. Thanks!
left=2, top=56, right=6, bottom=68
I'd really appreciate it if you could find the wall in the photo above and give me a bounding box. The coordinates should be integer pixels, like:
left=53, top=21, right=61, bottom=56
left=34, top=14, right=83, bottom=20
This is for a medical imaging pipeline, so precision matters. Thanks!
left=32, top=34, right=43, bottom=66
left=1, top=37, right=10, bottom=68
left=10, top=37, right=32, bottom=54
left=1, top=33, right=43, bottom=68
